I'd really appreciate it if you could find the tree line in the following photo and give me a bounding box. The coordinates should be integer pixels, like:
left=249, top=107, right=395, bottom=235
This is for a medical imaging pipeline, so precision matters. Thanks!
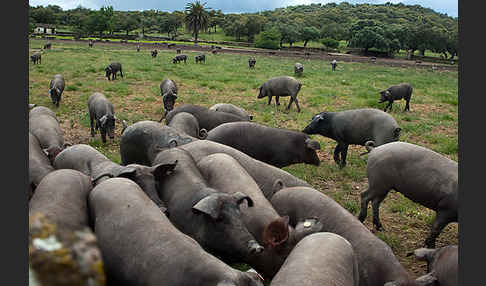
left=29, top=1, right=458, bottom=59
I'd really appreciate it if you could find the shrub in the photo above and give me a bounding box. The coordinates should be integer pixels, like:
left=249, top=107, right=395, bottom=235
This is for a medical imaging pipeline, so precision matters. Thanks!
left=321, top=37, right=340, bottom=49
left=255, top=27, right=281, bottom=50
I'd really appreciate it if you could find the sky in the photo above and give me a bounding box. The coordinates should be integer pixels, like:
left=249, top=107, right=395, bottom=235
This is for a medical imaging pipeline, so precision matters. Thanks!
left=28, top=0, right=458, bottom=18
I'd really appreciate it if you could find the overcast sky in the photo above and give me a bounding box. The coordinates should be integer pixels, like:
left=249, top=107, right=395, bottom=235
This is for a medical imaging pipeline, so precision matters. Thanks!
left=28, top=0, right=458, bottom=17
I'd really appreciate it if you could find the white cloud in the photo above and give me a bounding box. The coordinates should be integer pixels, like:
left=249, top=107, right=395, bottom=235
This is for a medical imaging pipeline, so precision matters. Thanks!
left=29, top=0, right=101, bottom=10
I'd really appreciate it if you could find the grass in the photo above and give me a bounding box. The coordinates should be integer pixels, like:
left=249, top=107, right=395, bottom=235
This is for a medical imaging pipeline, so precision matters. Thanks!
left=28, top=38, right=458, bottom=279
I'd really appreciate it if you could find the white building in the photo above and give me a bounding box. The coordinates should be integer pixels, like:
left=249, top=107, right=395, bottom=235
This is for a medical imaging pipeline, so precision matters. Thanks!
left=34, top=24, right=56, bottom=34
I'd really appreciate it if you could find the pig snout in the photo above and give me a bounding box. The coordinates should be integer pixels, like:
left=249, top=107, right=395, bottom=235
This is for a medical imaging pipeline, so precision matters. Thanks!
left=248, top=240, right=264, bottom=254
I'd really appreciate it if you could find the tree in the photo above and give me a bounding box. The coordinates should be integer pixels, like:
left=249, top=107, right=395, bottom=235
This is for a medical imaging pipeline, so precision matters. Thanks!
left=119, top=13, right=140, bottom=36
left=208, top=9, right=224, bottom=33
left=278, top=23, right=300, bottom=47
left=245, top=15, right=264, bottom=43
left=321, top=37, right=339, bottom=49
left=221, top=14, right=245, bottom=41
left=320, top=22, right=348, bottom=41
left=84, top=6, right=114, bottom=38
left=185, top=1, right=210, bottom=44
left=300, top=26, right=320, bottom=47
left=159, top=13, right=183, bottom=39
left=255, top=27, right=281, bottom=50
left=30, top=6, right=58, bottom=24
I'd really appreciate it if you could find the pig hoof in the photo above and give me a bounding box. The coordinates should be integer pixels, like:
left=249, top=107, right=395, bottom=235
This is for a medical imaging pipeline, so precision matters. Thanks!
left=375, top=226, right=385, bottom=232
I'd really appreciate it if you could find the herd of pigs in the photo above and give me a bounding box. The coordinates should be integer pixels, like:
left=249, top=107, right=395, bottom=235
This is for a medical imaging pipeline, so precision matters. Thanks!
left=29, top=43, right=458, bottom=286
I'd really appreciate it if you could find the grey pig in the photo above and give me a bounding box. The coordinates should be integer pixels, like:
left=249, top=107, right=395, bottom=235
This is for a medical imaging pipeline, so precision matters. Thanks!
left=209, top=103, right=254, bottom=121
left=271, top=186, right=419, bottom=286
left=303, top=108, right=401, bottom=168
left=29, top=132, right=55, bottom=198
left=160, top=78, right=178, bottom=117
left=177, top=140, right=311, bottom=200
left=167, top=112, right=208, bottom=139
left=380, top=82, right=413, bottom=112
left=119, top=120, right=196, bottom=166
left=54, top=143, right=176, bottom=212
left=105, top=62, right=123, bottom=80
left=294, top=63, right=303, bottom=76
left=270, top=233, right=359, bottom=286
left=29, top=169, right=93, bottom=231
left=88, top=92, right=116, bottom=143
left=249, top=57, right=256, bottom=68
left=358, top=141, right=458, bottom=248
left=411, top=245, right=457, bottom=286
left=195, top=54, right=206, bottom=63
left=173, top=54, right=187, bottom=63
left=152, top=148, right=265, bottom=263
left=49, top=74, right=65, bottom=107
left=88, top=178, right=264, bottom=286
left=206, top=121, right=321, bottom=168
left=257, top=76, right=302, bottom=112
left=29, top=106, right=67, bottom=163
left=31, top=52, right=41, bottom=64
left=165, top=103, right=250, bottom=131
left=197, top=153, right=321, bottom=279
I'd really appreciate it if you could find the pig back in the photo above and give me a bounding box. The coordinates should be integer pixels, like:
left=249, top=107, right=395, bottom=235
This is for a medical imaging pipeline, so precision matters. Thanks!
left=29, top=107, right=64, bottom=150
left=29, top=132, right=55, bottom=187
left=178, top=140, right=311, bottom=199
left=332, top=108, right=399, bottom=146
left=367, top=142, right=458, bottom=210
left=271, top=186, right=413, bottom=286
left=120, top=121, right=196, bottom=166
left=29, top=169, right=93, bottom=231
left=88, top=177, right=247, bottom=286
left=270, top=232, right=359, bottom=286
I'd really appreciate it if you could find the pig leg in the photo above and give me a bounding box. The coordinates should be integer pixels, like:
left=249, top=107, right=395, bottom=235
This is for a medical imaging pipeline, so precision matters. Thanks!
left=339, top=144, right=349, bottom=168
left=287, top=97, right=293, bottom=110
left=333, top=143, right=343, bottom=166
left=424, top=210, right=453, bottom=248
left=90, top=115, right=95, bottom=137
left=371, top=195, right=387, bottom=231
left=120, top=68, right=123, bottom=78
left=290, top=96, right=301, bottom=112
left=358, top=189, right=372, bottom=222
left=268, top=95, right=273, bottom=105
left=404, top=98, right=410, bottom=112
left=276, top=96, right=280, bottom=106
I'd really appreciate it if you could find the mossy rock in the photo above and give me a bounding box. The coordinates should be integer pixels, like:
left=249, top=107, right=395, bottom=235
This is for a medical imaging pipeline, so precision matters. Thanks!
left=29, top=213, right=106, bottom=286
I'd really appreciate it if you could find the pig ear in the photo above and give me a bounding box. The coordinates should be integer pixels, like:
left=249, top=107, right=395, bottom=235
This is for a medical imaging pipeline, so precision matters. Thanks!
left=262, top=216, right=290, bottom=247
left=414, top=273, right=439, bottom=286
left=198, top=128, right=208, bottom=139
left=63, top=142, right=72, bottom=148
left=272, top=179, right=285, bottom=194
left=233, top=192, right=254, bottom=207
left=99, top=115, right=107, bottom=126
left=152, top=160, right=178, bottom=179
left=394, top=127, right=402, bottom=139
left=115, top=166, right=138, bottom=178
left=192, top=194, right=221, bottom=220
left=305, top=138, right=321, bottom=150
left=168, top=138, right=178, bottom=148
left=411, top=248, right=437, bottom=262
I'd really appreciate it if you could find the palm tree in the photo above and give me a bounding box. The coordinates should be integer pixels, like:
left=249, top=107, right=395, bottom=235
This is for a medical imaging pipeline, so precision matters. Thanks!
left=184, top=1, right=210, bottom=44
